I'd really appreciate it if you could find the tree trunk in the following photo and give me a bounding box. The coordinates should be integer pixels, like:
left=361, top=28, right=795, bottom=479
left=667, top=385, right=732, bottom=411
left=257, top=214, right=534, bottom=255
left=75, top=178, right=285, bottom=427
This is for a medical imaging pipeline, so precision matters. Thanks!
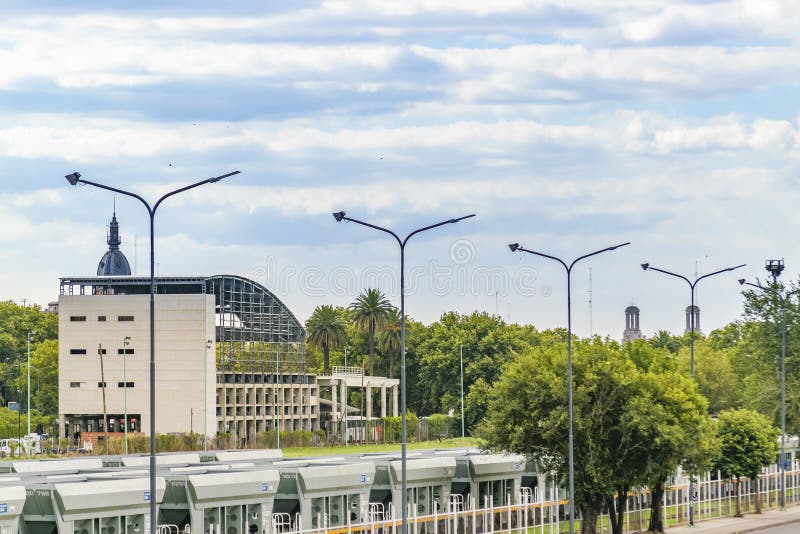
left=735, top=477, right=742, bottom=517
left=368, top=321, right=375, bottom=376
left=580, top=501, right=601, bottom=534
left=648, top=478, right=666, bottom=533
left=388, top=349, right=394, bottom=379
left=607, top=489, right=628, bottom=534
left=323, top=344, right=330, bottom=376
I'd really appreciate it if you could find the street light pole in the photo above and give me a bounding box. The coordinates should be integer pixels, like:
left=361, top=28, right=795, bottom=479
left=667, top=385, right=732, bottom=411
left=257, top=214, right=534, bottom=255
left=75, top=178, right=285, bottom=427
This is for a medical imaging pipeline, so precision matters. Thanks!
left=344, top=346, right=349, bottom=446
left=738, top=277, right=798, bottom=511
left=509, top=241, right=630, bottom=534
left=26, top=331, right=33, bottom=460
left=333, top=210, right=475, bottom=534
left=641, top=261, right=745, bottom=525
left=123, top=336, right=131, bottom=455
left=65, top=170, right=238, bottom=533
left=460, top=344, right=465, bottom=438
left=204, top=339, right=212, bottom=452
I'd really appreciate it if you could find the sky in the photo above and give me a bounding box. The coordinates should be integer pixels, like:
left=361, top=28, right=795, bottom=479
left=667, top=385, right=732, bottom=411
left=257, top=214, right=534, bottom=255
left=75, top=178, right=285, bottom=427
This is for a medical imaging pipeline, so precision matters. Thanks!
left=1, top=0, right=799, bottom=339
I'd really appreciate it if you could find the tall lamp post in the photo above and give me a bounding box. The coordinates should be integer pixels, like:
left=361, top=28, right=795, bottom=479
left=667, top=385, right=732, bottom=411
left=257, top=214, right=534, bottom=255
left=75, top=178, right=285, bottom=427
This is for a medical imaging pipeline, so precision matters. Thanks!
left=123, top=336, right=131, bottom=455
left=204, top=339, right=212, bottom=452
left=333, top=210, right=475, bottom=534
left=739, top=260, right=796, bottom=511
left=509, top=241, right=630, bottom=534
left=65, top=170, right=238, bottom=533
left=641, top=260, right=745, bottom=525
left=460, top=344, right=465, bottom=438
left=26, top=331, right=34, bottom=459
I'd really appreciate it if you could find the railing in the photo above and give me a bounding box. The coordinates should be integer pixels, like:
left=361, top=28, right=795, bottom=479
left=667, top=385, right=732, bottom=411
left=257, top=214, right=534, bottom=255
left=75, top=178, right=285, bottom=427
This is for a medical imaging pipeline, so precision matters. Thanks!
left=331, top=366, right=364, bottom=377
left=272, top=464, right=800, bottom=534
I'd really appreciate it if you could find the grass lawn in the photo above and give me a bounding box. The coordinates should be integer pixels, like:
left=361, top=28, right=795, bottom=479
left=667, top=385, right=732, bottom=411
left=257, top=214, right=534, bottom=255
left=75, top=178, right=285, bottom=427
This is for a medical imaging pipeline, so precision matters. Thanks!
left=282, top=437, right=480, bottom=458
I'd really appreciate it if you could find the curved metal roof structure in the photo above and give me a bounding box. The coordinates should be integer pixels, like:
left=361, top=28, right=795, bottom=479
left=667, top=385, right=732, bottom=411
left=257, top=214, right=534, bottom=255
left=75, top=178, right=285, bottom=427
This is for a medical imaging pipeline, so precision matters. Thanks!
left=206, top=274, right=306, bottom=374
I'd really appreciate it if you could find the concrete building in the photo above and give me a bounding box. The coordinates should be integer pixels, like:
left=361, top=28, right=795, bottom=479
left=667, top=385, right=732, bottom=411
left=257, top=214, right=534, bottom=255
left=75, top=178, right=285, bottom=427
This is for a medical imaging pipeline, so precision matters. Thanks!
left=58, top=213, right=316, bottom=444
left=622, top=305, right=643, bottom=343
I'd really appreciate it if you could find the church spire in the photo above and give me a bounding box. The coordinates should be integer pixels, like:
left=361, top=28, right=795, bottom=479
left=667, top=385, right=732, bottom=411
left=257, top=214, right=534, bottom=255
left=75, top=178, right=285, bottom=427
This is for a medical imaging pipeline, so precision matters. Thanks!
left=107, top=211, right=121, bottom=250
left=97, top=206, right=131, bottom=276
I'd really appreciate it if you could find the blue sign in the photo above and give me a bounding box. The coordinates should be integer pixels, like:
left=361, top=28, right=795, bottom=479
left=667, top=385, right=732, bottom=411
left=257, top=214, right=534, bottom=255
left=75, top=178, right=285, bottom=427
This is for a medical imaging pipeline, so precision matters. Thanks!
left=514, top=463, right=521, bottom=470
left=261, top=483, right=270, bottom=492
left=0, top=503, right=7, bottom=514
left=144, top=491, right=151, bottom=502
left=7, top=402, right=19, bottom=412
left=360, top=474, right=367, bottom=483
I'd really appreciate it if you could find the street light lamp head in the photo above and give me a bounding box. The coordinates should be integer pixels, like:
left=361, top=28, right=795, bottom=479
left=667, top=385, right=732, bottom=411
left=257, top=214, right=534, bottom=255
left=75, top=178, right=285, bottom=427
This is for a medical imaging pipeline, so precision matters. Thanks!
left=641, top=263, right=649, bottom=271
left=508, top=243, right=519, bottom=252
left=739, top=278, right=746, bottom=285
left=65, top=172, right=81, bottom=185
left=333, top=211, right=346, bottom=222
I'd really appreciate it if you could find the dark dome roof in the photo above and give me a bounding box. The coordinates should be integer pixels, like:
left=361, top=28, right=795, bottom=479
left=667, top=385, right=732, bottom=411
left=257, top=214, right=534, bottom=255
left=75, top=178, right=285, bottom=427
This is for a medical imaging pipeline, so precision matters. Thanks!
left=625, top=305, right=640, bottom=313
left=97, top=212, right=131, bottom=276
left=97, top=250, right=131, bottom=276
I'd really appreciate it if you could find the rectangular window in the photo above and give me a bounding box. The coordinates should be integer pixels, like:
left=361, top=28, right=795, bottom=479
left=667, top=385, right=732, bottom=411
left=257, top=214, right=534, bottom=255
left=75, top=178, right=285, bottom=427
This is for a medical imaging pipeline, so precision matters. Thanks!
left=118, top=348, right=134, bottom=355
left=98, top=315, right=106, bottom=322
left=70, top=316, right=86, bottom=322
left=97, top=382, right=107, bottom=388
left=118, top=382, right=134, bottom=388
left=70, top=349, right=87, bottom=355
left=70, top=382, right=81, bottom=388
left=118, top=316, right=134, bottom=322
left=98, top=348, right=107, bottom=355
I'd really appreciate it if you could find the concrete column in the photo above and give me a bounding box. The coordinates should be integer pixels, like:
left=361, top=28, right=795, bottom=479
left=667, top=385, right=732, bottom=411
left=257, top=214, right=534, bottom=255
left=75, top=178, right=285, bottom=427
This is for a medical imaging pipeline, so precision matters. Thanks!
left=380, top=384, right=387, bottom=418
left=331, top=379, right=338, bottom=420
left=366, top=383, right=373, bottom=421
left=340, top=379, right=347, bottom=420
left=392, top=385, right=399, bottom=416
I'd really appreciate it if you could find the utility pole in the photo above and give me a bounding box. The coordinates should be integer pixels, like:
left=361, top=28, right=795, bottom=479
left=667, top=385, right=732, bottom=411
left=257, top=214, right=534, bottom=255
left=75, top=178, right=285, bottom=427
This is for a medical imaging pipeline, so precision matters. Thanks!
left=98, top=344, right=109, bottom=451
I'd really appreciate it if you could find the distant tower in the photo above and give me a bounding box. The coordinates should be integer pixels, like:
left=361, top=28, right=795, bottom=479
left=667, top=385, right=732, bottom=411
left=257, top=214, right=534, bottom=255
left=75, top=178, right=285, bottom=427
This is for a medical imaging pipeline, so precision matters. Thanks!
left=684, top=305, right=702, bottom=336
left=623, top=305, right=642, bottom=343
left=97, top=211, right=132, bottom=276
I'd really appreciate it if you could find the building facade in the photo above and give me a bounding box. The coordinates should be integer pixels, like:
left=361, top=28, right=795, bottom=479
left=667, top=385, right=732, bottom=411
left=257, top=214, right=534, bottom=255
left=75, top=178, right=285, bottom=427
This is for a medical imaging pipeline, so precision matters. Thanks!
left=57, top=275, right=318, bottom=443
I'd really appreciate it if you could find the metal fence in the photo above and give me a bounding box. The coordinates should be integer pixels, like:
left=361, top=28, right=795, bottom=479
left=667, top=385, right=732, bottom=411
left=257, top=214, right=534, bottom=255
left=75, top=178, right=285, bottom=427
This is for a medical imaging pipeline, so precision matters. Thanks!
left=267, top=463, right=800, bottom=534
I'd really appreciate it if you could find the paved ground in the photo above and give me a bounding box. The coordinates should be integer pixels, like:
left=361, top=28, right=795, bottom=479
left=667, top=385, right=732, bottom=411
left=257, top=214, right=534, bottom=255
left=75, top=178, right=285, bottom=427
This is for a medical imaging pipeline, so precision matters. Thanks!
left=667, top=507, right=800, bottom=534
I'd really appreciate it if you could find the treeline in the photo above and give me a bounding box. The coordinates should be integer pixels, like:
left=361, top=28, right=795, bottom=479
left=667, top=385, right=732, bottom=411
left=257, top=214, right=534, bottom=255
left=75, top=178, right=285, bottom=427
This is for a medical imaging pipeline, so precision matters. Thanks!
left=305, top=280, right=800, bottom=437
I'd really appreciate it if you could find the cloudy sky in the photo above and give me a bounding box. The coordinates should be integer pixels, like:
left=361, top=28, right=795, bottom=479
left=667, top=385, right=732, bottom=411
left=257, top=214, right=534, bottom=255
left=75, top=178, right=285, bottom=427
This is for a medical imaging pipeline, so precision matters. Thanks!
left=2, top=1, right=798, bottom=339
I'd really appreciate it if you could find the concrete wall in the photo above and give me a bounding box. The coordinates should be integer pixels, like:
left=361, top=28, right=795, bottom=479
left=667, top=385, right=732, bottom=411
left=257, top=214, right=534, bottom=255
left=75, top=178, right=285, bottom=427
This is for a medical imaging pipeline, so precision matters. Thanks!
left=58, top=293, right=216, bottom=438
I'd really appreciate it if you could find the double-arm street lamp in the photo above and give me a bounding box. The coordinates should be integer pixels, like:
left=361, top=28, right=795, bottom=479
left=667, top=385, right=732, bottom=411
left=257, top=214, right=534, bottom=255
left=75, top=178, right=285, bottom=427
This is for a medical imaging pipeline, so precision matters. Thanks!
left=641, top=261, right=745, bottom=525
left=65, top=170, right=238, bottom=533
left=508, top=241, right=630, bottom=534
left=333, top=211, right=475, bottom=534
left=739, top=271, right=798, bottom=511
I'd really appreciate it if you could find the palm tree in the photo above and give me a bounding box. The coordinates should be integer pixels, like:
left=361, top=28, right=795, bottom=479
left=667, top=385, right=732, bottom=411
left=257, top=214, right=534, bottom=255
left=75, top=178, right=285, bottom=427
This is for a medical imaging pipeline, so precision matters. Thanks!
left=306, top=305, right=347, bottom=375
left=649, top=329, right=683, bottom=354
left=379, top=307, right=401, bottom=378
left=349, top=288, right=392, bottom=376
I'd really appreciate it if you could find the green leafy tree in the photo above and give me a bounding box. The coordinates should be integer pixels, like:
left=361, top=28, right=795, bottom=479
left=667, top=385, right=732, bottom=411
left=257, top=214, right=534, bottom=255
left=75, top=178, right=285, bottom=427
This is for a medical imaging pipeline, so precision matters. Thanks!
left=414, top=311, right=533, bottom=425
left=305, top=305, right=347, bottom=375
left=648, top=329, right=683, bottom=354
left=713, top=409, right=780, bottom=516
left=349, top=289, right=392, bottom=376
left=622, top=341, right=717, bottom=533
left=480, top=338, right=713, bottom=534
